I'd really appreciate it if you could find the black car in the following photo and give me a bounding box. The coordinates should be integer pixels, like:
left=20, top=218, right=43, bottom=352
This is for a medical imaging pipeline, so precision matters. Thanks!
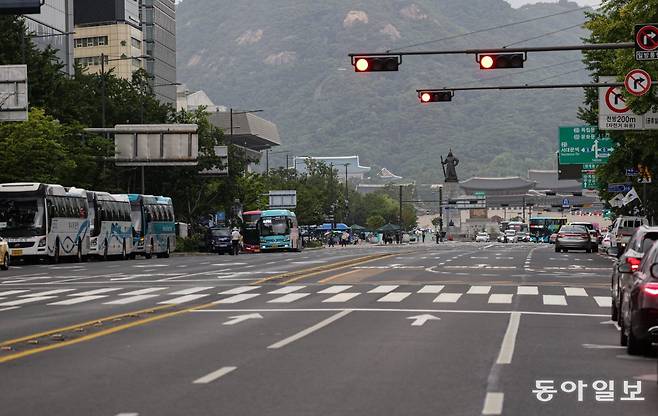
left=610, top=226, right=658, bottom=323
left=619, top=239, right=658, bottom=355
left=206, top=227, right=232, bottom=254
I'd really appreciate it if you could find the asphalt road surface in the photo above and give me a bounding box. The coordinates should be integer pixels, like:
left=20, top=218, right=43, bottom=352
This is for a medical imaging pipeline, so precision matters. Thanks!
left=0, top=242, right=656, bottom=415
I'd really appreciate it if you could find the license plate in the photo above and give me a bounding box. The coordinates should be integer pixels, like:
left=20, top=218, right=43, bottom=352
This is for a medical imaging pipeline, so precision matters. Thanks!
left=272, top=244, right=278, bottom=248
left=11, top=249, right=22, bottom=256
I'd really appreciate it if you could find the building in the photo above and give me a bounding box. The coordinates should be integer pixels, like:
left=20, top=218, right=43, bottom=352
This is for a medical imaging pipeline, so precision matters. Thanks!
left=176, top=84, right=226, bottom=113
left=294, top=156, right=371, bottom=181
left=26, top=0, right=75, bottom=75
left=73, top=0, right=145, bottom=80
left=140, top=0, right=176, bottom=105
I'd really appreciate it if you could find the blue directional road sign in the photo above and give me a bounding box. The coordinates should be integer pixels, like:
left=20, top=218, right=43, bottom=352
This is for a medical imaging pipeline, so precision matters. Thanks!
left=562, top=198, right=570, bottom=208
left=626, top=168, right=639, bottom=177
left=607, top=183, right=632, bottom=193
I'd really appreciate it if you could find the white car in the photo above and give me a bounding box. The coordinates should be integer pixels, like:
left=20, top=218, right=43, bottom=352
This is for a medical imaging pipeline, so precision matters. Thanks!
left=475, top=232, right=490, bottom=242
left=503, top=230, right=518, bottom=243
left=601, top=232, right=612, bottom=250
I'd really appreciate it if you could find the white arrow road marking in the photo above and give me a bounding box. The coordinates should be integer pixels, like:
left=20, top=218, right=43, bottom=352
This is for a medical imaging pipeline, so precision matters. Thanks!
left=222, top=313, right=263, bottom=326
left=407, top=314, right=441, bottom=326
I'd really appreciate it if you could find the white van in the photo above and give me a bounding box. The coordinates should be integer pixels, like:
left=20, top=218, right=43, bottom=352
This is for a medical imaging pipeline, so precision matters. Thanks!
left=611, top=216, right=649, bottom=249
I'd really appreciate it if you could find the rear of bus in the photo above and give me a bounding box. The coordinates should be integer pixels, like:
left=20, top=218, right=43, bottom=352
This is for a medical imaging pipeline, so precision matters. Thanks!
left=242, top=210, right=261, bottom=253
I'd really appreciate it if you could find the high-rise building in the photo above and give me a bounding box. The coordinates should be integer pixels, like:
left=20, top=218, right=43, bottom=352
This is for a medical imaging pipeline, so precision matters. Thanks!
left=72, top=0, right=145, bottom=79
left=140, top=0, right=176, bottom=105
left=26, top=0, right=75, bottom=75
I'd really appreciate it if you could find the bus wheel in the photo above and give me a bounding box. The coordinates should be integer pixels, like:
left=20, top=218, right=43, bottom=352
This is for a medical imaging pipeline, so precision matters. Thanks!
left=1, top=253, right=9, bottom=270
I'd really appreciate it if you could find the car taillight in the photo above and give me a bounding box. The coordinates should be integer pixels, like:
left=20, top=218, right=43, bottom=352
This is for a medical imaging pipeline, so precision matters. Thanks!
left=557, top=233, right=565, bottom=238
left=642, top=283, right=658, bottom=296
left=626, top=257, right=642, bottom=272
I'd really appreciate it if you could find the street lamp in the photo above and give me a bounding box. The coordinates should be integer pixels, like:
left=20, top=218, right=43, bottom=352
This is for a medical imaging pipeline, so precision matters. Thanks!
left=431, top=184, right=444, bottom=242
left=341, top=163, right=349, bottom=223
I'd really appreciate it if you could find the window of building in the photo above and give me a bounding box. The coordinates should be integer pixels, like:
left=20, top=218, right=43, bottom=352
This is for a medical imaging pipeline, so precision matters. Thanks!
left=74, top=36, right=109, bottom=48
left=131, top=37, right=142, bottom=49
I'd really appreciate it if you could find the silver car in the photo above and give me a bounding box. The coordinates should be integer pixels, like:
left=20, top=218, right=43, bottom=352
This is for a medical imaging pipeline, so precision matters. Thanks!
left=555, top=225, right=591, bottom=253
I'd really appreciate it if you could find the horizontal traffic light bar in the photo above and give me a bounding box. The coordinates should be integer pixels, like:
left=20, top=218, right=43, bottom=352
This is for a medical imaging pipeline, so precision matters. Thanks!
left=418, top=90, right=452, bottom=103
left=352, top=56, right=401, bottom=72
left=349, top=42, right=633, bottom=58
left=477, top=53, right=525, bottom=69
left=416, top=81, right=624, bottom=94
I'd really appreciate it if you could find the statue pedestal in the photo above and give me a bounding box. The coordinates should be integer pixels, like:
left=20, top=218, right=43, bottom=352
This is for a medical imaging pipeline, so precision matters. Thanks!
left=442, top=181, right=462, bottom=200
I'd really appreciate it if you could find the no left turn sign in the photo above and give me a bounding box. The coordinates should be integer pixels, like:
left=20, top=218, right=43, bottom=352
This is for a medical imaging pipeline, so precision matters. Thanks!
left=604, top=86, right=629, bottom=113
left=624, top=69, right=652, bottom=96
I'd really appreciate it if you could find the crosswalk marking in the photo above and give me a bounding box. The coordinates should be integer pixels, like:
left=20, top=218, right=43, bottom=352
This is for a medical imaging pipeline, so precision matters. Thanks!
left=214, top=294, right=259, bottom=304
left=322, top=293, right=360, bottom=303
left=418, top=285, right=444, bottom=294
left=0, top=296, right=58, bottom=306
left=0, top=290, right=30, bottom=296
left=218, top=286, right=260, bottom=295
left=434, top=293, right=462, bottom=303
left=158, top=294, right=209, bottom=305
left=21, top=289, right=76, bottom=297
left=467, top=286, right=491, bottom=295
left=488, top=294, right=513, bottom=304
left=377, top=292, right=411, bottom=303
left=368, top=285, right=399, bottom=294
left=0, top=306, right=20, bottom=312
left=543, top=295, right=567, bottom=306
left=70, top=288, right=124, bottom=296
left=593, top=296, right=612, bottom=307
left=103, top=295, right=159, bottom=305
left=168, top=287, right=213, bottom=295
left=48, top=295, right=108, bottom=305
left=119, top=287, right=168, bottom=296
left=268, top=285, right=306, bottom=295
left=516, top=286, right=538, bottom=295
left=268, top=293, right=311, bottom=303
left=564, top=287, right=588, bottom=297
left=318, top=285, right=352, bottom=294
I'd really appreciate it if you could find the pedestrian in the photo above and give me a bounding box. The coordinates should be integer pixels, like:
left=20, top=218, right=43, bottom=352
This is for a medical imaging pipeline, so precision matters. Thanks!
left=395, top=232, right=400, bottom=244
left=231, top=227, right=241, bottom=255
left=341, top=230, right=350, bottom=247
left=436, top=231, right=440, bottom=244
left=422, top=231, right=426, bottom=243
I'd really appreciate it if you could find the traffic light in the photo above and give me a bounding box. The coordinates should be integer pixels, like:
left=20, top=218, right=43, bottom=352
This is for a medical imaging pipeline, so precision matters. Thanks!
left=418, top=90, right=453, bottom=103
left=353, top=56, right=400, bottom=72
left=478, top=53, right=524, bottom=70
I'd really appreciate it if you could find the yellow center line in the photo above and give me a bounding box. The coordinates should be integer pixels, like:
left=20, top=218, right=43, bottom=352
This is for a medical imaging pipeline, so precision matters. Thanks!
left=278, top=253, right=398, bottom=285
left=318, top=269, right=362, bottom=284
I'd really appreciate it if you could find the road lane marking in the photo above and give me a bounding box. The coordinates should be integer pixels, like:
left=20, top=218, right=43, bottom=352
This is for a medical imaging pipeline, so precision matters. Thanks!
left=158, top=294, right=209, bottom=305
left=418, top=285, right=444, bottom=294
left=322, top=293, right=360, bottom=303
left=69, top=288, right=124, bottom=296
left=193, top=366, right=237, bottom=384
left=219, top=286, right=261, bottom=295
left=482, top=392, right=504, bottom=415
left=267, top=310, right=352, bottom=349
left=0, top=290, right=30, bottom=296
left=468, top=285, right=491, bottom=294
left=564, top=287, right=588, bottom=297
left=119, top=287, right=168, bottom=296
left=496, top=312, right=521, bottom=364
left=268, top=285, right=306, bottom=294
left=21, top=289, right=76, bottom=297
left=377, top=292, right=411, bottom=303
left=268, top=293, right=310, bottom=303
left=0, top=296, right=57, bottom=306
left=318, top=269, right=362, bottom=284
left=318, top=285, right=352, bottom=294
left=488, top=294, right=513, bottom=304
left=0, top=307, right=20, bottom=312
left=214, top=294, right=260, bottom=304
left=516, top=286, right=538, bottom=295
left=48, top=295, right=108, bottom=305
left=168, top=287, right=214, bottom=295
left=433, top=293, right=462, bottom=303
left=115, top=413, right=139, bottom=416
left=594, top=296, right=612, bottom=307
left=104, top=295, right=159, bottom=305
left=368, top=285, right=399, bottom=294
left=543, top=295, right=567, bottom=306
left=582, top=344, right=624, bottom=349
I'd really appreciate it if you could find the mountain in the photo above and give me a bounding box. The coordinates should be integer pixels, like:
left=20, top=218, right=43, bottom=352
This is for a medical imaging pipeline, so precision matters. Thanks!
left=176, top=0, right=591, bottom=182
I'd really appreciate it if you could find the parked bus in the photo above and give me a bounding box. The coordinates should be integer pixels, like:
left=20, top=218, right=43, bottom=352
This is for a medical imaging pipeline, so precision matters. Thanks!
left=0, top=183, right=90, bottom=263
left=87, top=192, right=133, bottom=260
left=529, top=216, right=567, bottom=242
left=242, top=210, right=262, bottom=253
left=257, top=209, right=300, bottom=251
left=507, top=221, right=528, bottom=233
left=128, top=194, right=176, bottom=258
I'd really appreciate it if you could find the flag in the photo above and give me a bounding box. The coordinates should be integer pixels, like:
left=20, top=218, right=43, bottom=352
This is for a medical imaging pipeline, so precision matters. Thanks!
left=608, top=194, right=624, bottom=208
left=622, top=188, right=640, bottom=206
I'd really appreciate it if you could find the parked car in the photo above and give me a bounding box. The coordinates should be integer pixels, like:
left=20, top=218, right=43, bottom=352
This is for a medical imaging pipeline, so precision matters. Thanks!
left=206, top=226, right=232, bottom=255
left=554, top=224, right=591, bottom=253
left=475, top=232, right=490, bottom=243
left=619, top=239, right=658, bottom=355
left=569, top=221, right=599, bottom=253
left=611, top=226, right=658, bottom=323
left=611, top=216, right=649, bottom=251
left=0, top=237, right=9, bottom=270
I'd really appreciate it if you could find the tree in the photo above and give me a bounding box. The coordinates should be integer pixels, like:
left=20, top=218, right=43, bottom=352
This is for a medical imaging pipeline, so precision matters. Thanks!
left=366, top=214, right=385, bottom=231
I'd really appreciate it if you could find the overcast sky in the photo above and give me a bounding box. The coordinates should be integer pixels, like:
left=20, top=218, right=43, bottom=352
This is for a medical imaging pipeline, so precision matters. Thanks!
left=505, top=0, right=600, bottom=7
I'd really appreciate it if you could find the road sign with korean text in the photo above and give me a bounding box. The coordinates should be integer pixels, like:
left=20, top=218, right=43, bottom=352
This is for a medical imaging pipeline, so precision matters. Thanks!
left=558, top=126, right=614, bottom=164
left=635, top=24, right=658, bottom=61
left=599, top=76, right=658, bottom=130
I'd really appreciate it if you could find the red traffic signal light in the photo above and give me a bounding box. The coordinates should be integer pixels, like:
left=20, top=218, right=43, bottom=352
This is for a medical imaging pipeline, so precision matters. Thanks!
left=418, top=90, right=452, bottom=103
left=353, top=56, right=400, bottom=72
left=478, top=53, right=524, bottom=70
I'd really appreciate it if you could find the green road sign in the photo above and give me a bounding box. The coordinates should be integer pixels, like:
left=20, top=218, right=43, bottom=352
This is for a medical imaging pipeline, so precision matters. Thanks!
left=582, top=172, right=599, bottom=190
left=558, top=126, right=615, bottom=165
left=474, top=191, right=486, bottom=196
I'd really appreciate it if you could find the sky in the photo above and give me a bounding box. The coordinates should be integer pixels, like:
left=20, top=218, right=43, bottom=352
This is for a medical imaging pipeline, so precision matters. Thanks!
left=505, top=0, right=600, bottom=6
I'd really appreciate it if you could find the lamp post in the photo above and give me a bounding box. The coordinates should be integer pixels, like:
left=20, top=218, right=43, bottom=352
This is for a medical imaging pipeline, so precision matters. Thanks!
left=341, top=163, right=349, bottom=223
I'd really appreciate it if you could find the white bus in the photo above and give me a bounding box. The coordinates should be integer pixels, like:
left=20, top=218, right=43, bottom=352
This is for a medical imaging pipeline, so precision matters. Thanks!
left=0, top=183, right=90, bottom=263
left=128, top=194, right=176, bottom=258
left=87, top=191, right=133, bottom=260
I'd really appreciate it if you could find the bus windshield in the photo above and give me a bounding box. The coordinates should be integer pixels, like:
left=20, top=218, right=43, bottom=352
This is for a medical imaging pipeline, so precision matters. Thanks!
left=130, top=204, right=143, bottom=235
left=259, top=216, right=290, bottom=237
left=0, top=198, right=46, bottom=237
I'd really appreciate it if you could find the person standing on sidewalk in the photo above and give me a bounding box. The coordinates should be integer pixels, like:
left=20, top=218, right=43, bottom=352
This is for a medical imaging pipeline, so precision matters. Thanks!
left=231, top=227, right=241, bottom=255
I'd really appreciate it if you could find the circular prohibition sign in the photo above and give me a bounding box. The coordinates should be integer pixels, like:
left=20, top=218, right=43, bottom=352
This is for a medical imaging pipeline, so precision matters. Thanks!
left=624, top=69, right=652, bottom=97
left=604, top=86, right=629, bottom=113
left=636, top=25, right=658, bottom=51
